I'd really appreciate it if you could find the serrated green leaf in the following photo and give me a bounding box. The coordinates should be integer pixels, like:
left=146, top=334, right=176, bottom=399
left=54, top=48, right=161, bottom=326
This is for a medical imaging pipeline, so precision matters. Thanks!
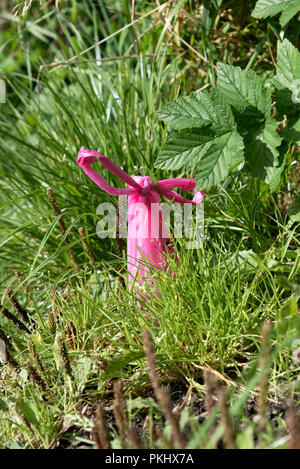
left=244, top=117, right=282, bottom=183
left=157, top=89, right=234, bottom=130
left=279, top=1, right=300, bottom=25
left=194, top=131, right=244, bottom=189
left=155, top=128, right=244, bottom=189
left=252, top=0, right=300, bottom=26
left=156, top=130, right=211, bottom=170
left=273, top=86, right=297, bottom=115
left=217, top=63, right=272, bottom=116
left=275, top=39, right=300, bottom=94
left=280, top=117, right=300, bottom=145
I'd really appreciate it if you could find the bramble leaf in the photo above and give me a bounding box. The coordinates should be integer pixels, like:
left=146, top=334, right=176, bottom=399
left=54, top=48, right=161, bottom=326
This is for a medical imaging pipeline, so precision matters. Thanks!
left=155, top=128, right=244, bottom=189
left=244, top=117, right=282, bottom=183
left=252, top=0, right=300, bottom=27
left=275, top=39, right=300, bottom=95
left=157, top=89, right=235, bottom=130
left=216, top=63, right=272, bottom=116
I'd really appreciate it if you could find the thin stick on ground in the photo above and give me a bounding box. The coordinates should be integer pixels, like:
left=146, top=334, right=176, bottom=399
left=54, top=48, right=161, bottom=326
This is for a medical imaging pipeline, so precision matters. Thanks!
left=143, top=328, right=187, bottom=449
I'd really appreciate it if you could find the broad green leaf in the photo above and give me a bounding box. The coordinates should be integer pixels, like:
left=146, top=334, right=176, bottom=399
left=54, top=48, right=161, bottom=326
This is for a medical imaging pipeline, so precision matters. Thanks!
left=252, top=0, right=300, bottom=27
left=267, top=145, right=289, bottom=193
left=156, top=130, right=214, bottom=170
left=0, top=399, right=8, bottom=412
left=279, top=1, right=300, bottom=26
left=194, top=131, right=245, bottom=189
left=217, top=63, right=272, bottom=116
left=157, top=89, right=234, bottom=130
left=236, top=426, right=254, bottom=450
left=16, top=399, right=39, bottom=428
left=273, top=86, right=297, bottom=115
left=277, top=275, right=300, bottom=295
left=155, top=128, right=244, bottom=189
left=275, top=39, right=300, bottom=95
left=244, top=117, right=282, bottom=184
left=280, top=117, right=300, bottom=145
left=276, top=296, right=300, bottom=335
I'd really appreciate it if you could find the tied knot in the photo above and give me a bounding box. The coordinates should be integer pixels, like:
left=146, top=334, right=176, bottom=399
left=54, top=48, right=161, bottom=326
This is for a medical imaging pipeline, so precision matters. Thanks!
left=139, top=183, right=155, bottom=196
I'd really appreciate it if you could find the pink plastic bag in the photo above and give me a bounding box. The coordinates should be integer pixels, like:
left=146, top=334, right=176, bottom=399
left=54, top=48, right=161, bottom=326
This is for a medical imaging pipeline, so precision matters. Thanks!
left=77, top=147, right=204, bottom=293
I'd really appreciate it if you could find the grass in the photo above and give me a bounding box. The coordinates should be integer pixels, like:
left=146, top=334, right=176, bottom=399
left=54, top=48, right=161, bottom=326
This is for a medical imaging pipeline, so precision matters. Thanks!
left=0, top=0, right=299, bottom=449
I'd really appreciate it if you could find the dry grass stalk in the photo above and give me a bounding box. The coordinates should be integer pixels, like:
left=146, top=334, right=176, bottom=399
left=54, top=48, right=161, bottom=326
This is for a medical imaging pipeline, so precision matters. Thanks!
left=204, top=369, right=219, bottom=414
left=57, top=334, right=73, bottom=379
left=28, top=364, right=47, bottom=393
left=143, top=328, right=187, bottom=449
left=0, top=329, right=18, bottom=370
left=257, top=320, right=272, bottom=432
left=27, top=338, right=45, bottom=378
left=46, top=311, right=56, bottom=335
left=14, top=269, right=32, bottom=297
left=1, top=306, right=30, bottom=333
left=46, top=187, right=80, bottom=276
left=218, top=387, right=236, bottom=449
left=144, top=414, right=158, bottom=446
left=113, top=380, right=142, bottom=449
left=0, top=327, right=11, bottom=348
left=65, top=321, right=76, bottom=350
left=285, top=400, right=300, bottom=450
left=5, top=288, right=29, bottom=323
left=94, top=403, right=111, bottom=449
left=78, top=227, right=96, bottom=271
